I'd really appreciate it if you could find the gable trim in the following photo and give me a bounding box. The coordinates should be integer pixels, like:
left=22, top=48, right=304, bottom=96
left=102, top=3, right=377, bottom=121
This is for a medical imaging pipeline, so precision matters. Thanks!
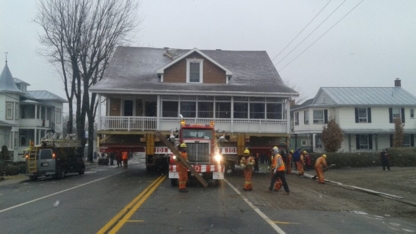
left=156, top=48, right=233, bottom=76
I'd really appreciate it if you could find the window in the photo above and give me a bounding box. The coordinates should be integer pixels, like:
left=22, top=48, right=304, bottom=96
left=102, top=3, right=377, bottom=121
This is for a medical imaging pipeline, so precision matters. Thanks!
left=180, top=102, right=196, bottom=117
left=234, top=103, right=248, bottom=118
left=301, top=140, right=307, bottom=146
left=355, top=108, right=371, bottom=123
left=162, top=101, right=178, bottom=117
left=392, top=107, right=400, bottom=119
left=250, top=103, right=265, bottom=119
left=15, top=102, right=19, bottom=120
left=215, top=102, right=230, bottom=118
left=304, top=110, right=309, bottom=124
left=198, top=102, right=213, bottom=118
left=315, top=134, right=322, bottom=148
left=389, top=107, right=405, bottom=123
left=313, top=110, right=324, bottom=124
left=56, top=108, right=61, bottom=124
left=411, top=109, right=414, bottom=118
left=403, top=135, right=411, bottom=147
left=123, top=100, right=133, bottom=116
left=356, top=134, right=373, bottom=150
left=266, top=103, right=282, bottom=119
left=182, top=129, right=213, bottom=140
left=295, top=112, right=299, bottom=125
left=6, top=102, right=13, bottom=120
left=187, top=59, right=203, bottom=83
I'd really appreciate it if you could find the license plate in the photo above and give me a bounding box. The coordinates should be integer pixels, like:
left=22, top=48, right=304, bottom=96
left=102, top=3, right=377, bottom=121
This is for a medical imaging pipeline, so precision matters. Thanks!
left=213, top=172, right=224, bottom=179
left=169, top=172, right=179, bottom=178
left=41, top=163, right=49, bottom=167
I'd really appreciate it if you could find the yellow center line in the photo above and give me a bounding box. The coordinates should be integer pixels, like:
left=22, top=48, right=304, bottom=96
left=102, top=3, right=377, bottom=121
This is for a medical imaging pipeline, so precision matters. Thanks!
left=97, top=176, right=165, bottom=234
left=273, top=221, right=300, bottom=225
left=125, top=220, right=144, bottom=223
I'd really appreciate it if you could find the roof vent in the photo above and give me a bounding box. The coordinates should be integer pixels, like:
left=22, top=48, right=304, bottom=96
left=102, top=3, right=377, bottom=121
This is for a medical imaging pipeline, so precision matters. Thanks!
left=164, top=48, right=179, bottom=60
left=394, top=78, right=401, bottom=87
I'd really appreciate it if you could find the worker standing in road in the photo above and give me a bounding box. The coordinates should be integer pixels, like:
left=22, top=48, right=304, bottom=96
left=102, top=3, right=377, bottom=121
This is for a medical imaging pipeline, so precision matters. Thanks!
left=177, top=143, right=189, bottom=193
left=296, top=150, right=306, bottom=176
left=286, top=150, right=293, bottom=174
left=122, top=151, right=128, bottom=168
left=380, top=149, right=390, bottom=171
left=268, top=146, right=290, bottom=194
left=240, top=149, right=255, bottom=191
left=314, top=154, right=328, bottom=184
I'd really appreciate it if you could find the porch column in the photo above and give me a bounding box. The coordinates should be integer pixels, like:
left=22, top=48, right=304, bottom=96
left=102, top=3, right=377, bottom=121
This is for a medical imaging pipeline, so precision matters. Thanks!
left=97, top=94, right=101, bottom=131
left=231, top=97, right=234, bottom=132
left=156, top=95, right=160, bottom=130
left=35, top=104, right=38, bottom=120
left=286, top=99, right=290, bottom=133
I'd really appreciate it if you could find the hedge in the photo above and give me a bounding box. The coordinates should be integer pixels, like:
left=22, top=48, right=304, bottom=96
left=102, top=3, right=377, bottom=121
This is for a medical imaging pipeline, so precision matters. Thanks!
left=309, top=147, right=416, bottom=168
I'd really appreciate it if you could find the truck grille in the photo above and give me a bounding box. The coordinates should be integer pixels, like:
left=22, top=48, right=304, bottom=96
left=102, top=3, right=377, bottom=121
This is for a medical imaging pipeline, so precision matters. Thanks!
left=187, top=142, right=210, bottom=163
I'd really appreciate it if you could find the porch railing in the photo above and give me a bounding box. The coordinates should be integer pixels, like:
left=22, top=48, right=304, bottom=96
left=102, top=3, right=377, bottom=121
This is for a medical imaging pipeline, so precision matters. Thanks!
left=99, top=116, right=288, bottom=133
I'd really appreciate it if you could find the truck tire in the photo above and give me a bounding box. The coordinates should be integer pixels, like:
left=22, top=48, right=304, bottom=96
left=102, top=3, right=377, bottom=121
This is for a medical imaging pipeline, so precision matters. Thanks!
left=170, top=179, right=178, bottom=187
left=29, top=176, right=38, bottom=181
left=78, top=167, right=85, bottom=175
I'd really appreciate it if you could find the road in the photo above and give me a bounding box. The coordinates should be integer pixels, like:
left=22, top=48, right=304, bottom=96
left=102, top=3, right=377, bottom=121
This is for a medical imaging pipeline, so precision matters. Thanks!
left=1, top=158, right=415, bottom=234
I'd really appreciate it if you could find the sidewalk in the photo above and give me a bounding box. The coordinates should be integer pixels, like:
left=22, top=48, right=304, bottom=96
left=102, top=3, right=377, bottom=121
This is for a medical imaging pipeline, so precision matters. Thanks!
left=0, top=174, right=27, bottom=187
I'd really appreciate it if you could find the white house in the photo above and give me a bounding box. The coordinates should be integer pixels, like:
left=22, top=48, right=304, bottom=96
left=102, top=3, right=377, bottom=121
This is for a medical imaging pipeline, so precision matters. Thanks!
left=292, top=79, right=416, bottom=153
left=0, top=62, right=66, bottom=161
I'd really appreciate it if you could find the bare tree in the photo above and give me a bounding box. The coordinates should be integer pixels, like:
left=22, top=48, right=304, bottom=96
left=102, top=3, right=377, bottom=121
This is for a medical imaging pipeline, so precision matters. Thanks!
left=35, top=0, right=140, bottom=162
left=393, top=117, right=404, bottom=147
left=283, top=78, right=307, bottom=104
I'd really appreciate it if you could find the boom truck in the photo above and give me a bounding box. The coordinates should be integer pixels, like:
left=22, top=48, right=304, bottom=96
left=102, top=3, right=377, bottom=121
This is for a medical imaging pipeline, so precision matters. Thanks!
left=168, top=119, right=225, bottom=186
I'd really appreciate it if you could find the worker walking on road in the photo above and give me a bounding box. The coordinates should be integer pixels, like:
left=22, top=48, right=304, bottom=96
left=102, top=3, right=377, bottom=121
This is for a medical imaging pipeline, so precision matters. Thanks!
left=295, top=150, right=306, bottom=176
left=240, top=149, right=255, bottom=191
left=268, top=146, right=290, bottom=194
left=177, top=143, right=189, bottom=193
left=286, top=150, right=293, bottom=174
left=315, top=154, right=328, bottom=184
left=380, top=149, right=390, bottom=171
left=122, top=151, right=128, bottom=168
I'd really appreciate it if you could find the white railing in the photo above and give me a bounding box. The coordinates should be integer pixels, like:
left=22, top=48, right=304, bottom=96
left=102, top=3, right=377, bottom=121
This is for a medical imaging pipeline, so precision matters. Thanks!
left=100, top=116, right=288, bottom=133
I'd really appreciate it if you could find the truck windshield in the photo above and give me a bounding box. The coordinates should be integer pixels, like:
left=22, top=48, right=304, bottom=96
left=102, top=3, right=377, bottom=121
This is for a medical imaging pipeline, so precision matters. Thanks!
left=39, top=149, right=53, bottom=160
left=182, top=129, right=213, bottom=140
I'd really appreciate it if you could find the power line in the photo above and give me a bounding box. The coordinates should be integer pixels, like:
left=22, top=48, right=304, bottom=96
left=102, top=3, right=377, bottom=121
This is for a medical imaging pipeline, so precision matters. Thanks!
left=271, top=0, right=332, bottom=62
left=278, top=0, right=364, bottom=72
left=274, top=0, right=347, bottom=67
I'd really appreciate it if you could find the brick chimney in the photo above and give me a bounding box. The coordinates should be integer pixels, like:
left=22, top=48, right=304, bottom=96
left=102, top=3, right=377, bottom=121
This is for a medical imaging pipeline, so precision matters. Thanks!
left=394, top=78, right=401, bottom=87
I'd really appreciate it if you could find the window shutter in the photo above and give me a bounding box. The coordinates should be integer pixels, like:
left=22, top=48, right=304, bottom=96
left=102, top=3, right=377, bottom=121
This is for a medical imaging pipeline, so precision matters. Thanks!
left=367, top=108, right=372, bottom=123
left=324, top=109, right=328, bottom=123
left=401, top=108, right=405, bottom=123
left=389, top=108, right=393, bottom=123
left=355, top=108, right=359, bottom=123
left=356, top=134, right=360, bottom=149
left=411, top=134, right=414, bottom=147
left=389, top=134, right=393, bottom=147
left=369, top=135, right=373, bottom=149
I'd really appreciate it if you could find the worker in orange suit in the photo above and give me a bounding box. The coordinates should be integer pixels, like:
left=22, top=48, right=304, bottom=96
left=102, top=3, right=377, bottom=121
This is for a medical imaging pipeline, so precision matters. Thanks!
left=286, top=150, right=293, bottom=174
left=268, top=146, right=290, bottom=194
left=296, top=150, right=306, bottom=176
left=240, top=149, right=255, bottom=191
left=315, top=154, right=328, bottom=184
left=122, top=151, right=128, bottom=168
left=177, top=143, right=189, bottom=193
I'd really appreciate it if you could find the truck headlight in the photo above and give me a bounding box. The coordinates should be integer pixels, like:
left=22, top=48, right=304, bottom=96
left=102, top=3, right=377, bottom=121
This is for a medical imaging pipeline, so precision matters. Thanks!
left=172, top=155, right=177, bottom=161
left=214, top=153, right=223, bottom=162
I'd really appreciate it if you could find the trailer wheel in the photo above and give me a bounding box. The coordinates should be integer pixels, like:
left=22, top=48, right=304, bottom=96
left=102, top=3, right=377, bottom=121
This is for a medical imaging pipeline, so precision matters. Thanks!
left=29, top=176, right=38, bottom=181
left=170, top=179, right=178, bottom=187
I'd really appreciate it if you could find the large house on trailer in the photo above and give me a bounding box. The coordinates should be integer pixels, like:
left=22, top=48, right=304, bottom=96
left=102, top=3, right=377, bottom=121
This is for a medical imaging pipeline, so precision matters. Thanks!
left=90, top=47, right=298, bottom=169
left=0, top=62, right=66, bottom=162
left=291, top=78, right=416, bottom=153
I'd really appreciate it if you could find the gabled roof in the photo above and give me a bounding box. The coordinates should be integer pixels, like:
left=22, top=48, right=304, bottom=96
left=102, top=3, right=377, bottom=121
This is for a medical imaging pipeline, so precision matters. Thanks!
left=14, top=77, right=30, bottom=85
left=317, top=87, right=416, bottom=106
left=292, top=98, right=313, bottom=110
left=90, top=47, right=298, bottom=97
left=0, top=63, right=22, bottom=94
left=27, top=90, right=67, bottom=103
left=156, top=48, right=233, bottom=76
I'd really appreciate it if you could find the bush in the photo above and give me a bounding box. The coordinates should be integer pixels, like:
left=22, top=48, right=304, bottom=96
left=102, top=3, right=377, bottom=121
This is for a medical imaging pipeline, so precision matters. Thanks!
left=309, top=147, right=416, bottom=168
left=13, top=162, right=27, bottom=173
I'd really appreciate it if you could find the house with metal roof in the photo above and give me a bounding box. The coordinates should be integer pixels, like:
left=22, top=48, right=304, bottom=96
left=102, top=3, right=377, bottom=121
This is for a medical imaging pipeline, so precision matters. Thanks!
left=90, top=46, right=298, bottom=168
left=291, top=78, right=416, bottom=153
left=0, top=62, right=66, bottom=161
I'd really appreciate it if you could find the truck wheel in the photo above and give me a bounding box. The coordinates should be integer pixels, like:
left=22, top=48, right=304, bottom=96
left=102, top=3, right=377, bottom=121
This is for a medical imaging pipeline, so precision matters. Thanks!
left=170, top=179, right=178, bottom=187
left=29, top=176, right=38, bottom=181
left=78, top=167, right=85, bottom=175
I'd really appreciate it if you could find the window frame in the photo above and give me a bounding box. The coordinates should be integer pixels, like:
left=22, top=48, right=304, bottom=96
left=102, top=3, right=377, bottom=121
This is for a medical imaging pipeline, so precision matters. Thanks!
left=304, top=110, right=309, bottom=125
left=6, top=102, right=13, bottom=120
left=186, top=59, right=203, bottom=83
left=56, top=108, right=61, bottom=124
left=411, top=109, right=414, bottom=118
left=162, top=101, right=179, bottom=117
left=313, top=110, right=324, bottom=124
left=315, top=134, right=323, bottom=148
left=294, top=112, right=299, bottom=125
left=357, top=107, right=368, bottom=123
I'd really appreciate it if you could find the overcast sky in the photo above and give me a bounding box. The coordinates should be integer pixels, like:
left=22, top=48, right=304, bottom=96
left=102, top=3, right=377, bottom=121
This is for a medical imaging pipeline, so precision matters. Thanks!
left=1, top=0, right=415, bottom=114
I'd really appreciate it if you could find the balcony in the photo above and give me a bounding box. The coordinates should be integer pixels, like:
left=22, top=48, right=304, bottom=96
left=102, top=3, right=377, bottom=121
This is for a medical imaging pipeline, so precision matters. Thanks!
left=99, top=116, right=288, bottom=133
left=19, top=119, right=50, bottom=128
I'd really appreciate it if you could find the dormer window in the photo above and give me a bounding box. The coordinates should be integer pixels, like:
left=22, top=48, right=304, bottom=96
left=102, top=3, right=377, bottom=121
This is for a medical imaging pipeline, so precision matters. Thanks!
left=187, top=59, right=203, bottom=83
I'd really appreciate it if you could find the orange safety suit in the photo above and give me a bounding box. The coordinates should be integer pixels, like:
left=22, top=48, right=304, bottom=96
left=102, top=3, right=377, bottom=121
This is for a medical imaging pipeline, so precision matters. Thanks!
left=296, top=153, right=305, bottom=176
left=314, top=156, right=328, bottom=184
left=177, top=151, right=189, bottom=190
left=286, top=152, right=292, bottom=174
left=240, top=155, right=255, bottom=191
left=122, top=152, right=128, bottom=168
